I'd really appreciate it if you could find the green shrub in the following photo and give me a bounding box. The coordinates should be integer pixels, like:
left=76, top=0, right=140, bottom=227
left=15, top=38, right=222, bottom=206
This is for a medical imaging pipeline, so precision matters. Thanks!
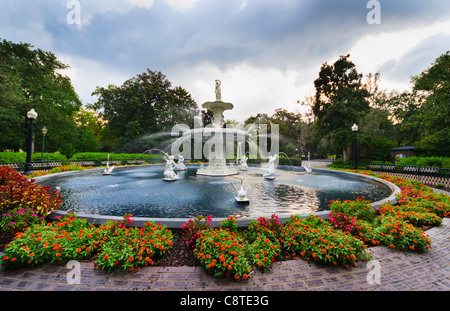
left=95, top=220, right=173, bottom=272
left=0, top=152, right=67, bottom=163
left=397, top=156, right=450, bottom=168
left=194, top=228, right=253, bottom=280
left=0, top=166, right=62, bottom=231
left=329, top=197, right=375, bottom=221
left=379, top=202, right=443, bottom=227
left=375, top=216, right=432, bottom=252
left=70, top=152, right=164, bottom=162
left=280, top=214, right=371, bottom=267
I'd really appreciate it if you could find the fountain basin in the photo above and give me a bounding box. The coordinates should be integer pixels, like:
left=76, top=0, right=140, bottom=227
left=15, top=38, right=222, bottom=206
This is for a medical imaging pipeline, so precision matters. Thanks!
left=36, top=164, right=400, bottom=228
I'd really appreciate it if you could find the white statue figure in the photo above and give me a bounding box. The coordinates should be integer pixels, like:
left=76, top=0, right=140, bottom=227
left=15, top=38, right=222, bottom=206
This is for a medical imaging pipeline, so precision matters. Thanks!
left=174, top=155, right=187, bottom=171
left=263, top=153, right=278, bottom=180
left=103, top=154, right=114, bottom=175
left=303, top=151, right=312, bottom=173
left=231, top=175, right=250, bottom=203
left=215, top=80, right=221, bottom=101
left=163, top=153, right=180, bottom=181
left=239, top=155, right=248, bottom=171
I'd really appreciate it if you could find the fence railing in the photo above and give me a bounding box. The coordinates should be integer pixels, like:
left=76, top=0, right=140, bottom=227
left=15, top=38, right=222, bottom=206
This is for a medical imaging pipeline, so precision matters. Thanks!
left=331, top=161, right=450, bottom=188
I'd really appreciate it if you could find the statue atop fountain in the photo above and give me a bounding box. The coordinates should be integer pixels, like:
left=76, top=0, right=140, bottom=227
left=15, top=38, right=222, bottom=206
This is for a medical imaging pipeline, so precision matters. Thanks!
left=263, top=153, right=278, bottom=180
left=215, top=79, right=221, bottom=101
left=163, top=153, right=180, bottom=181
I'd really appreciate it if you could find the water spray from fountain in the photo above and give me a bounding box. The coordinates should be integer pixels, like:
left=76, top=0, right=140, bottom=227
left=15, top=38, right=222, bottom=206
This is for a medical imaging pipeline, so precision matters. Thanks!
left=103, top=154, right=115, bottom=175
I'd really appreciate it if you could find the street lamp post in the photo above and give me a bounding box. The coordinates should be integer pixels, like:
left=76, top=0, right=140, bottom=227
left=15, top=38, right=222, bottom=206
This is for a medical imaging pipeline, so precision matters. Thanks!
left=24, top=109, right=38, bottom=175
left=41, top=126, right=48, bottom=162
left=352, top=123, right=358, bottom=170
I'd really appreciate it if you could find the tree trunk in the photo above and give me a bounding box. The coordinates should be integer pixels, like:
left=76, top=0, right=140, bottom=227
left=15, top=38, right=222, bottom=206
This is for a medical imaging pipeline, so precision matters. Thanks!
left=343, top=145, right=352, bottom=163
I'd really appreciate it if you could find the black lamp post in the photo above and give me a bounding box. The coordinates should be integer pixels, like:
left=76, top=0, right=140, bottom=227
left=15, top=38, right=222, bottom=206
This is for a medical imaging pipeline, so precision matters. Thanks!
left=24, top=109, right=38, bottom=175
left=352, top=123, right=358, bottom=170
left=41, top=126, right=48, bottom=162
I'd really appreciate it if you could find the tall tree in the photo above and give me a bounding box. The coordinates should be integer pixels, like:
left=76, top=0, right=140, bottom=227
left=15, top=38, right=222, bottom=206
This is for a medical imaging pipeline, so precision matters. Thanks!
left=312, top=54, right=370, bottom=162
left=89, top=69, right=199, bottom=151
left=0, top=39, right=82, bottom=153
left=411, top=51, right=449, bottom=156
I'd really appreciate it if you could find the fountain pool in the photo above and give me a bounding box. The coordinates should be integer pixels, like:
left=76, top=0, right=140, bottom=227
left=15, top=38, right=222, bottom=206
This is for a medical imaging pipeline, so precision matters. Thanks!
left=37, top=164, right=400, bottom=228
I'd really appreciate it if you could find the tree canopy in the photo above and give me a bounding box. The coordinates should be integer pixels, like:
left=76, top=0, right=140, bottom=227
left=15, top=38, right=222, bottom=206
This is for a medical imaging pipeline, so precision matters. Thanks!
left=89, top=69, right=199, bottom=152
left=0, top=39, right=82, bottom=155
left=312, top=54, right=370, bottom=161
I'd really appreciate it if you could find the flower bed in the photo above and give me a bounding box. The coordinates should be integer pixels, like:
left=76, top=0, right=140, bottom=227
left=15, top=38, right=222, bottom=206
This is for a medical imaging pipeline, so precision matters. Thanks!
left=0, top=166, right=62, bottom=232
left=0, top=167, right=449, bottom=281
left=1, top=213, right=172, bottom=272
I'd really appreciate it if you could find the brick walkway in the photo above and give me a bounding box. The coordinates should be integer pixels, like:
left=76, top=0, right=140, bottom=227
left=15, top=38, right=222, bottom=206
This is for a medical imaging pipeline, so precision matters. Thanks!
left=0, top=218, right=449, bottom=291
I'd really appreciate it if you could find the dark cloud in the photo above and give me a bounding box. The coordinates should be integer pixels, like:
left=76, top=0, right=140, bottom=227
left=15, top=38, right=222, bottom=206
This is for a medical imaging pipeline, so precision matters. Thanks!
left=1, top=0, right=449, bottom=110
left=379, top=33, right=450, bottom=87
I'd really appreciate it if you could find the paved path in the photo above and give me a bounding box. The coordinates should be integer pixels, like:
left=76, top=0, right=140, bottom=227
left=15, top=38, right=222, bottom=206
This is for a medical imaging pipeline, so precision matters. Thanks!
left=0, top=218, right=449, bottom=291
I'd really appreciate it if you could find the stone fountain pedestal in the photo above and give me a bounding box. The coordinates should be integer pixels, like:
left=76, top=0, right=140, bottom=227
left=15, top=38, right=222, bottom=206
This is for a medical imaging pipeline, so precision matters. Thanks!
left=196, top=80, right=239, bottom=177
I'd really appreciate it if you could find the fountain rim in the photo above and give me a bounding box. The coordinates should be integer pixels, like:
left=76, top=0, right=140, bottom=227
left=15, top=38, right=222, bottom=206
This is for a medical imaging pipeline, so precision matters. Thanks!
left=38, top=164, right=401, bottom=229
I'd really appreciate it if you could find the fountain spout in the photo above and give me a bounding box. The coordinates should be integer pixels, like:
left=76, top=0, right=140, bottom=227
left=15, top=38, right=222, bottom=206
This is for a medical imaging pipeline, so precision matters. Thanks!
left=103, top=154, right=115, bottom=175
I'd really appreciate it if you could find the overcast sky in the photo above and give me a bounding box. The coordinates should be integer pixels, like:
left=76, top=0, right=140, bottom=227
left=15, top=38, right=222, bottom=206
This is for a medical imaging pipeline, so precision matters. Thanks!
left=1, top=0, right=449, bottom=122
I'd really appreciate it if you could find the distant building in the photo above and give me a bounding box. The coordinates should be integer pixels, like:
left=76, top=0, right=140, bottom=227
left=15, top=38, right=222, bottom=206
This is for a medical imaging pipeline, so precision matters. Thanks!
left=391, top=146, right=418, bottom=163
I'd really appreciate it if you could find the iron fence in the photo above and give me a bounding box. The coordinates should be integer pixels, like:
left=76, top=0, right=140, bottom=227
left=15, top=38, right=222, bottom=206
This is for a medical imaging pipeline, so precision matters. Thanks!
left=331, top=161, right=449, bottom=188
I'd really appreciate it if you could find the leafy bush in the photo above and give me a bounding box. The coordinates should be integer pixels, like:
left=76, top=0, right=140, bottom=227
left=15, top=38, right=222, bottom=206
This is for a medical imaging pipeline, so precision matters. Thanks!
left=396, top=156, right=450, bottom=168
left=0, top=166, right=62, bottom=231
left=247, top=235, right=280, bottom=272
left=379, top=202, right=443, bottom=227
left=194, top=228, right=252, bottom=280
left=1, top=215, right=105, bottom=268
left=1, top=214, right=173, bottom=272
left=180, top=215, right=212, bottom=248
left=0, top=207, right=46, bottom=232
left=95, top=220, right=173, bottom=272
left=70, top=152, right=163, bottom=162
left=352, top=219, right=380, bottom=246
left=220, top=216, right=238, bottom=233
left=329, top=211, right=356, bottom=232
left=0, top=152, right=67, bottom=163
left=329, top=197, right=375, bottom=221
left=280, top=215, right=372, bottom=268
left=375, top=216, right=432, bottom=252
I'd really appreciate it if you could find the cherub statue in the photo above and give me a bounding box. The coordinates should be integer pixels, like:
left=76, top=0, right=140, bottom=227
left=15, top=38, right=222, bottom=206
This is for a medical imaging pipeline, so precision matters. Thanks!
left=215, top=80, right=221, bottom=101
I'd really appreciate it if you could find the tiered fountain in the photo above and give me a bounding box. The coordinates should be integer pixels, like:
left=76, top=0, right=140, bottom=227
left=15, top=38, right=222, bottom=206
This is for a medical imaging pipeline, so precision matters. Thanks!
left=196, top=80, right=240, bottom=176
